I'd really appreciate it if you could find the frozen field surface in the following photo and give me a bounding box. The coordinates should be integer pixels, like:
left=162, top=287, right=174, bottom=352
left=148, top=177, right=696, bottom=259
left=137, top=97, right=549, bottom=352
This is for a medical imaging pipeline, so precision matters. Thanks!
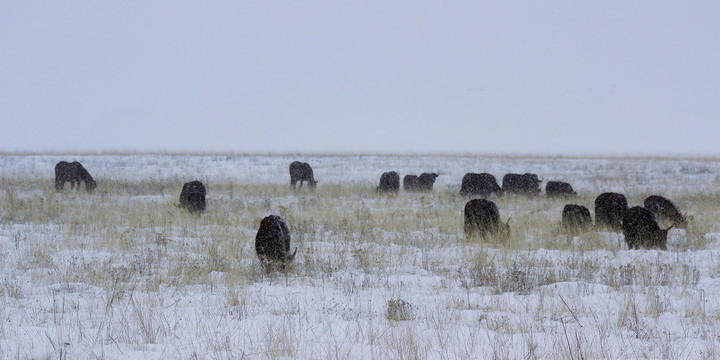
left=1, top=153, right=720, bottom=359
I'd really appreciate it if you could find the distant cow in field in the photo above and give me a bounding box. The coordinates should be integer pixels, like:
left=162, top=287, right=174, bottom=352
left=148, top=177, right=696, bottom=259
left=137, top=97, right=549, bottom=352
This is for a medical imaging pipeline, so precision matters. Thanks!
left=289, top=161, right=318, bottom=190
left=561, top=204, right=592, bottom=234
left=594, top=192, right=628, bottom=231
left=54, top=161, right=96, bottom=192
left=255, top=215, right=297, bottom=263
left=377, top=171, right=400, bottom=193
left=622, top=206, right=671, bottom=250
left=460, top=173, right=503, bottom=197
left=404, top=173, right=439, bottom=192
left=178, top=180, right=206, bottom=213
left=418, top=173, right=439, bottom=191
left=546, top=181, right=577, bottom=198
left=463, top=199, right=510, bottom=240
left=502, top=173, right=542, bottom=196
left=403, top=175, right=420, bottom=191
left=644, top=195, right=688, bottom=228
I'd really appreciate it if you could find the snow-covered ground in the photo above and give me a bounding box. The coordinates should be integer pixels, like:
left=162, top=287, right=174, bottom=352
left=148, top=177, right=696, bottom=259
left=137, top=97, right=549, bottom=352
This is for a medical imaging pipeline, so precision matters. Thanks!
left=1, top=154, right=719, bottom=359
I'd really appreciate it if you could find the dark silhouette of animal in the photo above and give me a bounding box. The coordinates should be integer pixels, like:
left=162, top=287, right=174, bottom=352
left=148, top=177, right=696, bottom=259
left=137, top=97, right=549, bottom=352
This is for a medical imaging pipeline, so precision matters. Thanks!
left=377, top=171, right=400, bottom=193
left=178, top=180, right=206, bottom=213
left=546, top=181, right=577, bottom=198
left=255, top=215, right=297, bottom=263
left=418, top=173, right=439, bottom=191
left=54, top=161, right=96, bottom=192
left=644, top=195, right=687, bottom=228
left=404, top=173, right=438, bottom=192
left=502, top=173, right=542, bottom=196
left=622, top=206, right=671, bottom=250
left=459, top=173, right=503, bottom=197
left=289, top=161, right=317, bottom=190
left=561, top=204, right=592, bottom=234
left=403, top=175, right=420, bottom=191
left=594, top=192, right=628, bottom=231
left=463, top=199, right=510, bottom=240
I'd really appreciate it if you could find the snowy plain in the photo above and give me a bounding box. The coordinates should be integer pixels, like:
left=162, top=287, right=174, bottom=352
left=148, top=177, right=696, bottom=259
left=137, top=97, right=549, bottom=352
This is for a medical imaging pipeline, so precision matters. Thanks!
left=1, top=153, right=719, bottom=359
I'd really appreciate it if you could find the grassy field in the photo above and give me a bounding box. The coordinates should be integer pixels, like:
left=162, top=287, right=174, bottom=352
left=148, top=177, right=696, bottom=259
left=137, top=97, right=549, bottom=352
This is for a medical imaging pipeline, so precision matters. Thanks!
left=1, top=154, right=719, bottom=359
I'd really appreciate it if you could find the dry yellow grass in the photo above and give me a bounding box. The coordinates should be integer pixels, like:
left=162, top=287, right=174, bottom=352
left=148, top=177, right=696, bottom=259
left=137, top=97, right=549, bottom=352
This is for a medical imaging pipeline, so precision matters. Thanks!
left=3, top=175, right=718, bottom=284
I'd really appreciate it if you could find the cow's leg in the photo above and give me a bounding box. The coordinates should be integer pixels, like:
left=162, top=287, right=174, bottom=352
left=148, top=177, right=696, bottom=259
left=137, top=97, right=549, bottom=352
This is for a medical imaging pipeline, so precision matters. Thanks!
left=298, top=180, right=303, bottom=189
left=291, top=180, right=297, bottom=189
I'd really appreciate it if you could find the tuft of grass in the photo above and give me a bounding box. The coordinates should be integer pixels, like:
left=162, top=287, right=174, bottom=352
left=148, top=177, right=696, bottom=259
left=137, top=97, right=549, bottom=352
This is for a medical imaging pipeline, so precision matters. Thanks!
left=386, top=298, right=417, bottom=322
left=1, top=280, right=23, bottom=299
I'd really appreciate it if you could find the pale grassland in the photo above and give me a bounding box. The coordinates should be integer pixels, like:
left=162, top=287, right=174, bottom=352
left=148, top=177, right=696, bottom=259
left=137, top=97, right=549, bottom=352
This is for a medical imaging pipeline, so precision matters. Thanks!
left=1, top=157, right=720, bottom=359
left=2, top=175, right=718, bottom=283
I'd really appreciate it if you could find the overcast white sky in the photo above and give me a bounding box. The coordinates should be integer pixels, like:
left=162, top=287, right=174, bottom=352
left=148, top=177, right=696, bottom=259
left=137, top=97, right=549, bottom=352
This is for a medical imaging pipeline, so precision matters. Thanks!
left=1, top=1, right=718, bottom=156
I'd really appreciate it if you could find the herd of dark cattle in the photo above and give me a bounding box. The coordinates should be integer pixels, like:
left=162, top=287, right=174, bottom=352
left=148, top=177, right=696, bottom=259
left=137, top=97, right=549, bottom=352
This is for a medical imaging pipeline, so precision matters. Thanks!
left=55, top=160, right=688, bottom=266
left=374, top=171, right=440, bottom=193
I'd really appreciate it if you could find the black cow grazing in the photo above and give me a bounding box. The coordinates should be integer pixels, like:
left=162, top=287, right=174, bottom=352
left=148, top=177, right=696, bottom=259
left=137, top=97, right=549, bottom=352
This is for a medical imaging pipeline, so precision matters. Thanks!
left=377, top=171, right=400, bottom=193
left=546, top=181, right=577, bottom=198
left=502, top=173, right=542, bottom=196
left=289, top=161, right=318, bottom=190
left=404, top=173, right=438, bottom=192
left=561, top=204, right=593, bottom=234
left=459, top=173, right=503, bottom=197
left=463, top=199, right=510, bottom=240
left=418, top=173, right=439, bottom=191
left=403, top=175, right=420, bottom=191
left=255, top=215, right=297, bottom=263
left=594, top=192, right=628, bottom=231
left=54, top=161, right=97, bottom=192
left=622, top=206, right=671, bottom=250
left=644, top=195, right=688, bottom=228
left=178, top=180, right=206, bottom=213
